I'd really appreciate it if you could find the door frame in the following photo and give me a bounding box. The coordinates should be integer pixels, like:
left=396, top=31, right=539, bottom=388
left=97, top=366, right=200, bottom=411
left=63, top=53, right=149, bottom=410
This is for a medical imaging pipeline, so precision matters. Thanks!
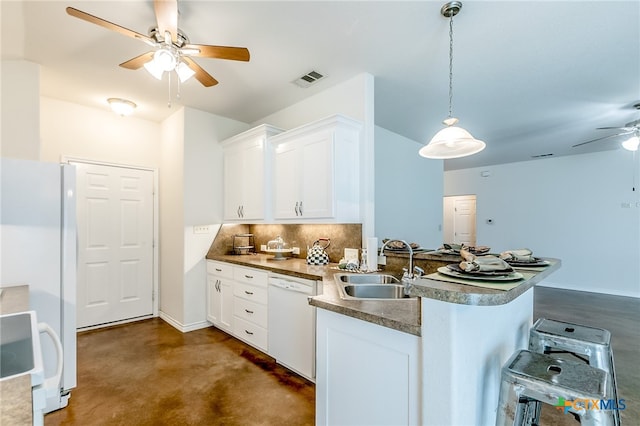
left=443, top=194, right=477, bottom=246
left=63, top=156, right=159, bottom=326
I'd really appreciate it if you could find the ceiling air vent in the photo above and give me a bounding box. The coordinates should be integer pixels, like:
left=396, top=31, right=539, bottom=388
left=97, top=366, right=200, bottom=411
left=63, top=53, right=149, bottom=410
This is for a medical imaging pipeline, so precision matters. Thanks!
left=293, top=70, right=326, bottom=88
left=531, top=153, right=554, bottom=158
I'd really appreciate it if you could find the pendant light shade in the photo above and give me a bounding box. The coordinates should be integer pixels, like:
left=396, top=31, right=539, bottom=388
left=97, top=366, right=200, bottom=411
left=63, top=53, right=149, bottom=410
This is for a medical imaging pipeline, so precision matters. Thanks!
left=419, top=118, right=486, bottom=159
left=420, top=2, right=486, bottom=160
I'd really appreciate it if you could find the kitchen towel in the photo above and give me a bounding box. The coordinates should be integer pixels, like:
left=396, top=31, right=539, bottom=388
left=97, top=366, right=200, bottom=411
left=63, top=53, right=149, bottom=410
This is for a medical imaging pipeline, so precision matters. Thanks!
left=366, top=237, right=378, bottom=272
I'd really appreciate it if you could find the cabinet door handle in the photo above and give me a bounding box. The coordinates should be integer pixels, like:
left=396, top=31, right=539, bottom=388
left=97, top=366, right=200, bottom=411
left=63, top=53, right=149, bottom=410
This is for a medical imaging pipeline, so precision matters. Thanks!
left=295, top=201, right=300, bottom=216
left=245, top=330, right=254, bottom=335
left=216, top=279, right=221, bottom=292
left=237, top=206, right=241, bottom=218
left=240, top=205, right=244, bottom=218
left=244, top=309, right=254, bottom=314
left=244, top=290, right=254, bottom=295
left=299, top=201, right=303, bottom=216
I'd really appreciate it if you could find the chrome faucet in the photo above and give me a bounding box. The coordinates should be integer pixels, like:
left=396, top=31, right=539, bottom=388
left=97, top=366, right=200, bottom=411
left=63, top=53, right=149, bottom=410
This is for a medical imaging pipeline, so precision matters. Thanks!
left=380, top=240, right=416, bottom=294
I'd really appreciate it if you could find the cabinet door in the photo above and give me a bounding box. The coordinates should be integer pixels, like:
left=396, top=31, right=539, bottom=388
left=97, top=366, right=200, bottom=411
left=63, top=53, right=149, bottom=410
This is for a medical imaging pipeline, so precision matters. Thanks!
left=300, top=131, right=334, bottom=219
left=273, top=143, right=301, bottom=219
left=207, top=275, right=221, bottom=324
left=218, top=278, right=234, bottom=333
left=239, top=140, right=265, bottom=220
left=223, top=148, right=244, bottom=220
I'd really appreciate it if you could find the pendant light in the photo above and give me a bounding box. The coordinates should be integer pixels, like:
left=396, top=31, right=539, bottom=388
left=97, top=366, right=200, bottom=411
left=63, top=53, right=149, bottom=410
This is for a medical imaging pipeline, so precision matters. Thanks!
left=419, top=1, right=486, bottom=159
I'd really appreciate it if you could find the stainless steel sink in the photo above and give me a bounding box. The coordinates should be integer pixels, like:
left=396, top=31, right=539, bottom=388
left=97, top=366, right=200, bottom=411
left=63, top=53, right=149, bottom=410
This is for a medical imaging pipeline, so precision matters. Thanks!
left=343, top=284, right=409, bottom=299
left=334, top=273, right=415, bottom=300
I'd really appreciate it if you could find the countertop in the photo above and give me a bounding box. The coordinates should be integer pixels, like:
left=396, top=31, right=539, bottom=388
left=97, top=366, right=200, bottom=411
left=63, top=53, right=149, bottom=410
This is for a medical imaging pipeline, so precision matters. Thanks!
left=0, top=285, right=33, bottom=425
left=206, top=253, right=561, bottom=336
left=410, top=258, right=561, bottom=306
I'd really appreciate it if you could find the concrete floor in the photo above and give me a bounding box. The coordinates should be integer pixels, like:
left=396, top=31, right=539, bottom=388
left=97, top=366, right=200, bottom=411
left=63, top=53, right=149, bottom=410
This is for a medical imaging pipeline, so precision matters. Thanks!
left=45, top=286, right=638, bottom=425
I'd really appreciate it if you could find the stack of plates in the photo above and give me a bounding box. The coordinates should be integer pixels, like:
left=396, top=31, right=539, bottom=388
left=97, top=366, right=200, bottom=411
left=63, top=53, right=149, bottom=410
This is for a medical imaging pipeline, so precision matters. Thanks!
left=503, top=257, right=550, bottom=267
left=438, top=264, right=524, bottom=282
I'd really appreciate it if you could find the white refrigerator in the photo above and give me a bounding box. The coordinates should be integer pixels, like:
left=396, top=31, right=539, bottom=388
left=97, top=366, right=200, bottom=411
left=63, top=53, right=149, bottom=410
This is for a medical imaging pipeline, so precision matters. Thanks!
left=1, top=157, right=77, bottom=413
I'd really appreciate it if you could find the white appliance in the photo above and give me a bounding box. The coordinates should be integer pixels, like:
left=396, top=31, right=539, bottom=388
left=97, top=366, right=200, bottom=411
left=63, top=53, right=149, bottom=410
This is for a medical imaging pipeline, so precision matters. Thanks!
left=1, top=158, right=77, bottom=413
left=268, top=273, right=317, bottom=381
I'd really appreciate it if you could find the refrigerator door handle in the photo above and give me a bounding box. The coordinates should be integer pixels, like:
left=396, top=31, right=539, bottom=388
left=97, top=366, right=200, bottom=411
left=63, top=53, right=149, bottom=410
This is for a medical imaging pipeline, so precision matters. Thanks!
left=38, top=322, right=63, bottom=398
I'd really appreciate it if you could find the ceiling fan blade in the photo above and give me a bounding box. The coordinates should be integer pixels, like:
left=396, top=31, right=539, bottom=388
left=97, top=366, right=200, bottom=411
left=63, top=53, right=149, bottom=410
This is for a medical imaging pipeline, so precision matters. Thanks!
left=183, top=57, right=219, bottom=87
left=119, top=52, right=155, bottom=70
left=572, top=131, right=633, bottom=148
left=596, top=126, right=636, bottom=131
left=182, top=44, right=250, bottom=61
left=66, top=7, right=155, bottom=46
left=154, top=0, right=178, bottom=44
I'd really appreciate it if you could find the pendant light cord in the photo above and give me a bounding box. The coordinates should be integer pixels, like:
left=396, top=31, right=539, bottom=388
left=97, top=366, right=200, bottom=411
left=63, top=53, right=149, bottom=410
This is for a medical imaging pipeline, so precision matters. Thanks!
left=448, top=12, right=454, bottom=119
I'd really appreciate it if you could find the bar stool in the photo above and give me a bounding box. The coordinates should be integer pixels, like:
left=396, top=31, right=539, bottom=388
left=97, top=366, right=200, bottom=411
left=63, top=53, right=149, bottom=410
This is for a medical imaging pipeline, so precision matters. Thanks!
left=496, top=350, right=616, bottom=426
left=528, top=318, right=620, bottom=425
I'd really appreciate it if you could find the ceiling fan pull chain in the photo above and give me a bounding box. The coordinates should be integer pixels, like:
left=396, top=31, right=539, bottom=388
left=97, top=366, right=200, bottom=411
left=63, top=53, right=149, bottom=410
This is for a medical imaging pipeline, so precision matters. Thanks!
left=167, top=71, right=172, bottom=108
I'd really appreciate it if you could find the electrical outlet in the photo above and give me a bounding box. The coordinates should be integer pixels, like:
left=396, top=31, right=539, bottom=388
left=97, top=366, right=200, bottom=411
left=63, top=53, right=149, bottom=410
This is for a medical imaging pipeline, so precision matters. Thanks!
left=292, top=247, right=300, bottom=255
left=261, top=245, right=267, bottom=251
left=621, top=202, right=631, bottom=209
left=193, top=225, right=210, bottom=234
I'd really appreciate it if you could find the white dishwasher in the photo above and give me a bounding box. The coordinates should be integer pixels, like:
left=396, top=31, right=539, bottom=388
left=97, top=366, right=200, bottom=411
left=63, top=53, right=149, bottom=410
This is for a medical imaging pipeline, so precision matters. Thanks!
left=268, top=274, right=317, bottom=382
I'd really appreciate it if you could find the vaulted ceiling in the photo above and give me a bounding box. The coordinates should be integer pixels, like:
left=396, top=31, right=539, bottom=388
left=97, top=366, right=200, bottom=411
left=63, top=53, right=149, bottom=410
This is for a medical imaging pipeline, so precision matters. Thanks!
left=2, top=1, right=639, bottom=170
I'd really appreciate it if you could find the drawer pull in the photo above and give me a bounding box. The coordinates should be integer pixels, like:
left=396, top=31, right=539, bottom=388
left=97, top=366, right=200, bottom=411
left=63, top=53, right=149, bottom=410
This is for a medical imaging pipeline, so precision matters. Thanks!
left=244, top=290, right=254, bottom=295
left=245, top=330, right=254, bottom=335
left=245, top=274, right=253, bottom=279
left=215, top=268, right=222, bottom=272
left=244, top=309, right=254, bottom=314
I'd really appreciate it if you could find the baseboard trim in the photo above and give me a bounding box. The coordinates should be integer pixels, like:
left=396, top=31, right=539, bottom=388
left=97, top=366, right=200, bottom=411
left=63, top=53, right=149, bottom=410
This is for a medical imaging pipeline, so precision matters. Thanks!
left=159, top=311, right=212, bottom=333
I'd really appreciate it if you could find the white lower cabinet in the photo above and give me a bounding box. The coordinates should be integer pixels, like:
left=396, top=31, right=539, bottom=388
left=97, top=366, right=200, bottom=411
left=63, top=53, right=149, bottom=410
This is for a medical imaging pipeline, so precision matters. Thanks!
left=206, top=261, right=234, bottom=334
left=316, top=308, right=421, bottom=426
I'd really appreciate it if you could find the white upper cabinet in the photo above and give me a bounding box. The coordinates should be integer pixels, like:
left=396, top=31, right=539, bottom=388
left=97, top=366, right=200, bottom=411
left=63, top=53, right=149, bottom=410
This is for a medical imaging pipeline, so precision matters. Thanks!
left=270, top=115, right=362, bottom=223
left=222, top=125, right=283, bottom=222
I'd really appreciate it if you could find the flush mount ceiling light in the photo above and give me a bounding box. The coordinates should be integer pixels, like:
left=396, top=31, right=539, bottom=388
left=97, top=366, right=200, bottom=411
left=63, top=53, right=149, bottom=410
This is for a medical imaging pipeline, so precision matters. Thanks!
left=107, top=98, right=136, bottom=116
left=419, top=1, right=486, bottom=160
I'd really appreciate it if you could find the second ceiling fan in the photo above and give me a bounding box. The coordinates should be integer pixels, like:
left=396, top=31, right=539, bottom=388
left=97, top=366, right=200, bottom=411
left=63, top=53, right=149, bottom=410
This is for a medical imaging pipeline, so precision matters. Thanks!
left=66, top=0, right=250, bottom=87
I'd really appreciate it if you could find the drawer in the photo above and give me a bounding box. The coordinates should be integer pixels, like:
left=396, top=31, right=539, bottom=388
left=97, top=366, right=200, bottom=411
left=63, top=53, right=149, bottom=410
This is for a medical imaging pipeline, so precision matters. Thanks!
left=233, top=266, right=268, bottom=288
left=234, top=298, right=268, bottom=327
left=206, top=261, right=233, bottom=279
left=233, top=316, right=268, bottom=351
left=234, top=282, right=268, bottom=305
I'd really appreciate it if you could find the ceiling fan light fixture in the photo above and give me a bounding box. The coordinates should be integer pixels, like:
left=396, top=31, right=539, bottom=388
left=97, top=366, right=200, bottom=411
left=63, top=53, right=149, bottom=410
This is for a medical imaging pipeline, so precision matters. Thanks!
left=153, top=47, right=177, bottom=71
left=107, top=98, right=136, bottom=116
left=143, top=58, right=165, bottom=80
left=622, top=134, right=640, bottom=151
left=420, top=1, right=486, bottom=160
left=175, top=61, right=195, bottom=83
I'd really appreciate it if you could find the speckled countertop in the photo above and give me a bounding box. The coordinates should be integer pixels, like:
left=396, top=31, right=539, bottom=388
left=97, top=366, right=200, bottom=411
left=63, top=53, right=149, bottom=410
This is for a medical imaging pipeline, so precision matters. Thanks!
left=206, top=253, right=561, bottom=336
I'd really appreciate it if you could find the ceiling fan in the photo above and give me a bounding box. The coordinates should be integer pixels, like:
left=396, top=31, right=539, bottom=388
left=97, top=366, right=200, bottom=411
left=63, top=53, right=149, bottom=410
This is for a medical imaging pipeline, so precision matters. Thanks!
left=66, top=0, right=250, bottom=87
left=573, top=103, right=640, bottom=151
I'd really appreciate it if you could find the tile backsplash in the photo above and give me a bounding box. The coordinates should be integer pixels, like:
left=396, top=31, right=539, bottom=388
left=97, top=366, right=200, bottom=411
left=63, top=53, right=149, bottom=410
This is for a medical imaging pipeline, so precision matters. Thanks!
left=207, top=223, right=363, bottom=263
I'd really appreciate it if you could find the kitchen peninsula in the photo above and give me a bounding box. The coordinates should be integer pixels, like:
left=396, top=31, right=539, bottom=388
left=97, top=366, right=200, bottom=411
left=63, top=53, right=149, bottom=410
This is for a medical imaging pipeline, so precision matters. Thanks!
left=206, top=242, right=560, bottom=426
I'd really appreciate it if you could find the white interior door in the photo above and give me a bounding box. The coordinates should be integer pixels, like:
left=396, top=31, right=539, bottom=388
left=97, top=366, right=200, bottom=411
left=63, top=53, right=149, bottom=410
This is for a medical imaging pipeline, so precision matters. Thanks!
left=443, top=195, right=477, bottom=246
left=74, top=162, right=154, bottom=328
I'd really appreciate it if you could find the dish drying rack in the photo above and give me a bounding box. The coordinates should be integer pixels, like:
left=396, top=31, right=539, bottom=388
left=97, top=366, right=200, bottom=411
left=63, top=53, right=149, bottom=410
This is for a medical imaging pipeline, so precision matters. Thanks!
left=233, top=234, right=255, bottom=255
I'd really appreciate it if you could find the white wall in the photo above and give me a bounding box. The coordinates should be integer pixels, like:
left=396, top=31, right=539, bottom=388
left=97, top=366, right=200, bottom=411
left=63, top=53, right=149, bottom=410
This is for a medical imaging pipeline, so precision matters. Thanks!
left=182, top=107, right=248, bottom=327
left=159, top=109, right=186, bottom=324
left=254, top=73, right=376, bottom=238
left=445, top=150, right=640, bottom=297
left=40, top=97, right=161, bottom=167
left=1, top=60, right=40, bottom=159
left=375, top=126, right=444, bottom=248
